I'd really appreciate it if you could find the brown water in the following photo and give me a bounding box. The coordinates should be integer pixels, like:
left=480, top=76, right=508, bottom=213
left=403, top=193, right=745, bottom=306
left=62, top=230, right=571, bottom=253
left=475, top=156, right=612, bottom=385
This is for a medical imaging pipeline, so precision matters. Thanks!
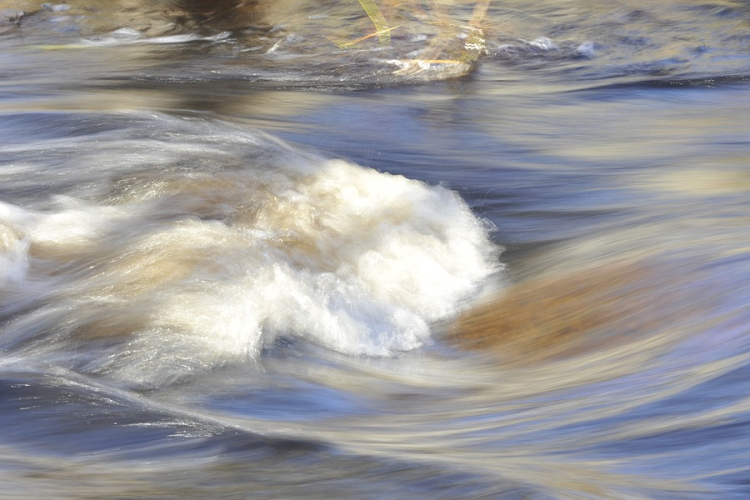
left=2, top=1, right=750, bottom=499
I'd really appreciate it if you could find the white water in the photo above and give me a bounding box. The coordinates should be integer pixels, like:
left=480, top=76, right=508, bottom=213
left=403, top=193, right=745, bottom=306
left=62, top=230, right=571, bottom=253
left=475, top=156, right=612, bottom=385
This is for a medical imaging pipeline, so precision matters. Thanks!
left=4, top=2, right=750, bottom=499
left=0, top=114, right=500, bottom=384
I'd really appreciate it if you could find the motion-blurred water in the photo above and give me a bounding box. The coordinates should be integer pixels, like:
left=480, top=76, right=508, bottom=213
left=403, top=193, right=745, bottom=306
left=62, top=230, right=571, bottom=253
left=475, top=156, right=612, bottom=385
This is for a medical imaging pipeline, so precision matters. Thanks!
left=2, top=1, right=750, bottom=498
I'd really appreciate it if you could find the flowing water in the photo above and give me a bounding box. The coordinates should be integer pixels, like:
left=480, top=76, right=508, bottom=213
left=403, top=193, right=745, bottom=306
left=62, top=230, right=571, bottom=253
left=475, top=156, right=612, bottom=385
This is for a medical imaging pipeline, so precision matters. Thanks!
left=2, top=1, right=750, bottom=498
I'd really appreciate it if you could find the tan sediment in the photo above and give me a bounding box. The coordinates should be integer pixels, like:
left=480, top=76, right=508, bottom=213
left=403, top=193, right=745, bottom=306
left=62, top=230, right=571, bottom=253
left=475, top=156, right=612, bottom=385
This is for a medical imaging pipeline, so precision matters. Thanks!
left=448, top=259, right=700, bottom=364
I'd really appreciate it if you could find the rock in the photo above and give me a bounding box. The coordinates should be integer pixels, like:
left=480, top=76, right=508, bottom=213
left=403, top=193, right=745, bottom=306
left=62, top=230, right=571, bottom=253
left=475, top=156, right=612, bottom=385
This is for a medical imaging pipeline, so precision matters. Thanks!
left=0, top=1, right=261, bottom=36
left=448, top=259, right=700, bottom=364
left=159, top=0, right=261, bottom=31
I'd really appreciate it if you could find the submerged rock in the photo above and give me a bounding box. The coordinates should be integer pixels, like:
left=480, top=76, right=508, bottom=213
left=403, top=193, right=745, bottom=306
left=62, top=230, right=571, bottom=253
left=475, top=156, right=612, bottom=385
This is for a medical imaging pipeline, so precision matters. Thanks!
left=449, top=259, right=703, bottom=364
left=0, top=0, right=261, bottom=35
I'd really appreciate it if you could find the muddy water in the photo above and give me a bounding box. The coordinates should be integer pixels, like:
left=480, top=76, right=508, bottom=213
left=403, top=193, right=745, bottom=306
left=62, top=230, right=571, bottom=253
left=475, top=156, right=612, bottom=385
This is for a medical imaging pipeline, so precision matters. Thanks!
left=2, top=1, right=750, bottom=499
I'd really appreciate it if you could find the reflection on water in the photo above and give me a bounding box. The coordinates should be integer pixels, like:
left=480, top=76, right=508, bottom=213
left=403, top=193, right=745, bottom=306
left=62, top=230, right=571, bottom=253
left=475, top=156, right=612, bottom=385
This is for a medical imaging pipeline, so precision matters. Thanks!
left=2, top=1, right=750, bottom=499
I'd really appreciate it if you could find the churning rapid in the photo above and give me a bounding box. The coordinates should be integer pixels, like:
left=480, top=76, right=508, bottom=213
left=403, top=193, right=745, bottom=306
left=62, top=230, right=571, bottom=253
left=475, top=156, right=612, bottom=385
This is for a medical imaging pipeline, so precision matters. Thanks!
left=3, top=0, right=750, bottom=499
left=0, top=113, right=499, bottom=385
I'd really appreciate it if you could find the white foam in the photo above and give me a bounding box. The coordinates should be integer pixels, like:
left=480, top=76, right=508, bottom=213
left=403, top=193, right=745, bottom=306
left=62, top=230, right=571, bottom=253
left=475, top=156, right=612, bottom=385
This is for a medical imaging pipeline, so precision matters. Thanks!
left=79, top=30, right=205, bottom=48
left=528, top=37, right=558, bottom=51
left=0, top=204, right=30, bottom=287
left=575, top=41, right=596, bottom=58
left=0, top=138, right=500, bottom=378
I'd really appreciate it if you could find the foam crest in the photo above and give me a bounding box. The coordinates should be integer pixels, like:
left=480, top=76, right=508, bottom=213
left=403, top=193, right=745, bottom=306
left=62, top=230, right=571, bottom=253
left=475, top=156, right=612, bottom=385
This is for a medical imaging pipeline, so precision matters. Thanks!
left=0, top=217, right=29, bottom=287
left=0, top=135, right=500, bottom=380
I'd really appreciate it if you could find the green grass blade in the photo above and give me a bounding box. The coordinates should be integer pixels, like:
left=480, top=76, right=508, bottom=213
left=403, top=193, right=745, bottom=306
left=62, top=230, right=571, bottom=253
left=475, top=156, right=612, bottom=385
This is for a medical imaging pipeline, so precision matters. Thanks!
left=357, top=0, right=391, bottom=44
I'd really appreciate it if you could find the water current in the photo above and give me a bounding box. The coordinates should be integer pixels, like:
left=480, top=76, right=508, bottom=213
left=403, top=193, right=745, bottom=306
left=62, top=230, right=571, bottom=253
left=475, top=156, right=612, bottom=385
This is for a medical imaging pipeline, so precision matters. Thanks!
left=2, top=1, right=750, bottom=498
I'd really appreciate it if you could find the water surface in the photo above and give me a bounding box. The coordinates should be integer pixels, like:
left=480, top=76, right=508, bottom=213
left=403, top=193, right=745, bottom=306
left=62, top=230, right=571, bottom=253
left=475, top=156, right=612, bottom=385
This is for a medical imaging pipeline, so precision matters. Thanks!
left=2, top=1, right=750, bottom=498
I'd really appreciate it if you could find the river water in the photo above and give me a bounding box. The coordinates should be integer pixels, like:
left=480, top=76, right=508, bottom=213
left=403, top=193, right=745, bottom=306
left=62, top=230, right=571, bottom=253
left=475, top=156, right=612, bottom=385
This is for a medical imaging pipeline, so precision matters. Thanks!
left=1, top=1, right=750, bottom=499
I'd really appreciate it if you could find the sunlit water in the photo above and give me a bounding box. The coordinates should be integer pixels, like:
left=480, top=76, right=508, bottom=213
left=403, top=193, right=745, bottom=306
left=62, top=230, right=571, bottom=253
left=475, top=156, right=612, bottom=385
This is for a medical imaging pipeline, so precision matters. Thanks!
left=2, top=1, right=750, bottom=499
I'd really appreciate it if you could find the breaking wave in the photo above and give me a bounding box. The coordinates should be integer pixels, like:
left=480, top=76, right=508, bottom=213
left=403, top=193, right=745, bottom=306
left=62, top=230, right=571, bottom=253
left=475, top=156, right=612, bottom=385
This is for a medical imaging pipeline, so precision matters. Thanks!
left=0, top=113, right=500, bottom=383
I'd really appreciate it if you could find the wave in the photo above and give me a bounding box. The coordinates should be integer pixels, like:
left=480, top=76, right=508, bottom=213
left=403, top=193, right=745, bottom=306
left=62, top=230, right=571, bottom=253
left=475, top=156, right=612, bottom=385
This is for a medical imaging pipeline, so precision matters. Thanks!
left=0, top=113, right=501, bottom=384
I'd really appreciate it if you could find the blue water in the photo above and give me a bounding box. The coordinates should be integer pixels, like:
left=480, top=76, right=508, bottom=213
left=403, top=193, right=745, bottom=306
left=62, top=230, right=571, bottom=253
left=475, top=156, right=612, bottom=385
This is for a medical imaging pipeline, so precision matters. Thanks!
left=2, top=1, right=750, bottom=498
